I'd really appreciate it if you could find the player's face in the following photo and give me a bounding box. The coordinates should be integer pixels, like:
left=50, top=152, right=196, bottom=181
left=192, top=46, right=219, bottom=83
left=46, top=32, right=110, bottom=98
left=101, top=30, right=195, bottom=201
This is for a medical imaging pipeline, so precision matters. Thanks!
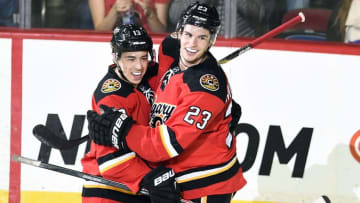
left=117, top=51, right=148, bottom=87
left=179, top=24, right=211, bottom=68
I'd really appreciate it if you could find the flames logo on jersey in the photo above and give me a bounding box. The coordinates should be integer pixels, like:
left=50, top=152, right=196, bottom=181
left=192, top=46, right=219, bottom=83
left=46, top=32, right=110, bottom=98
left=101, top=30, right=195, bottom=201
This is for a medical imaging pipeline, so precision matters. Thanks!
left=200, top=74, right=219, bottom=91
left=150, top=103, right=176, bottom=127
left=101, top=79, right=121, bottom=93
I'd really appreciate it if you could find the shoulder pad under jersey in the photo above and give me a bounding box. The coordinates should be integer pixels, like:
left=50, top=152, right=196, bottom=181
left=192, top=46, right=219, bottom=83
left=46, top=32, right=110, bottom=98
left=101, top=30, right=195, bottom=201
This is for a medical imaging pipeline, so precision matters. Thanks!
left=182, top=54, right=228, bottom=102
left=161, top=35, right=180, bottom=59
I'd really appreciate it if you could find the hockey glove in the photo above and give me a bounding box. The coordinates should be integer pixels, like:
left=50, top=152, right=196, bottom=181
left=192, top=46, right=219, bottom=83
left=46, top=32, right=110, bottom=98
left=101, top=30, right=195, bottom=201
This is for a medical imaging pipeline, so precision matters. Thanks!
left=229, top=99, right=242, bottom=134
left=141, top=166, right=180, bottom=203
left=87, top=105, right=134, bottom=150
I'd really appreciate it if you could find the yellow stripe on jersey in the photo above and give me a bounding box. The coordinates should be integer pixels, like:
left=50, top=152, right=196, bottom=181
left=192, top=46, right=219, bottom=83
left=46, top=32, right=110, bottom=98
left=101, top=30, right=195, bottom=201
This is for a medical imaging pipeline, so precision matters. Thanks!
left=176, top=156, right=237, bottom=183
left=201, top=196, right=207, bottom=203
left=159, top=124, right=179, bottom=158
left=99, top=152, right=136, bottom=173
left=83, top=181, right=136, bottom=195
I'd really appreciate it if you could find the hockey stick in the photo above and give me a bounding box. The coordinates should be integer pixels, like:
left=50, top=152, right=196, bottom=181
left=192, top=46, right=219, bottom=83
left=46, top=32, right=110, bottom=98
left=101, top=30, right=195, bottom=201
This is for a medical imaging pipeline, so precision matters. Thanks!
left=218, top=12, right=306, bottom=64
left=321, top=195, right=331, bottom=203
left=12, top=154, right=143, bottom=193
left=33, top=124, right=89, bottom=149
left=12, top=154, right=191, bottom=203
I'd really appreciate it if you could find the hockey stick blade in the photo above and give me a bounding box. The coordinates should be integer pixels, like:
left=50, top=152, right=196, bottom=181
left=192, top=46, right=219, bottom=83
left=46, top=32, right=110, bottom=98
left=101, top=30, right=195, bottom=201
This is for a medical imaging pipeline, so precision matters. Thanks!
left=33, top=124, right=89, bottom=149
left=218, top=12, right=305, bottom=64
left=12, top=154, right=191, bottom=203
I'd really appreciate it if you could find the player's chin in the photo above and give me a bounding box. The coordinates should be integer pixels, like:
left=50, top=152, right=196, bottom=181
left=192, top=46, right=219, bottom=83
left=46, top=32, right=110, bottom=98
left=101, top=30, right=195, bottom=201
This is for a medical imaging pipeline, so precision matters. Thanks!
left=186, top=56, right=203, bottom=66
left=129, top=77, right=142, bottom=86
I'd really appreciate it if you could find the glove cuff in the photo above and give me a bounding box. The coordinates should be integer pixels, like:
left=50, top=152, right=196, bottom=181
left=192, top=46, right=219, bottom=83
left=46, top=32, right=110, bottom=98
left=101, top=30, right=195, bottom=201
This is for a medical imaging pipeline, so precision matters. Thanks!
left=120, top=118, right=135, bottom=151
left=110, top=115, right=134, bottom=150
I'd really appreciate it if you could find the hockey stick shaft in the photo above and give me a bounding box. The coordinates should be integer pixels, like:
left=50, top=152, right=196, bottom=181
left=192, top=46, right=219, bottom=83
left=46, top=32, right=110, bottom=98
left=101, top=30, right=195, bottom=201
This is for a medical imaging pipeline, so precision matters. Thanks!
left=12, top=154, right=192, bottom=203
left=218, top=12, right=305, bottom=64
left=12, top=154, right=138, bottom=192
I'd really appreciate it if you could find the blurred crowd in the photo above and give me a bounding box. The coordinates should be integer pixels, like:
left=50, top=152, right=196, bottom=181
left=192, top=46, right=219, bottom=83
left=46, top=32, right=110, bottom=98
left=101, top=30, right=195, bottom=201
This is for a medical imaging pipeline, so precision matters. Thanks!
left=1, top=0, right=359, bottom=43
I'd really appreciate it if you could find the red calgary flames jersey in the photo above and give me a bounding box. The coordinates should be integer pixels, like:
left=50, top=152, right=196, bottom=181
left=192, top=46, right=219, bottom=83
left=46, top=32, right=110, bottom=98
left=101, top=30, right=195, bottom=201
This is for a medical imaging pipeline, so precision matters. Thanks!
left=125, top=36, right=246, bottom=199
left=81, top=65, right=154, bottom=202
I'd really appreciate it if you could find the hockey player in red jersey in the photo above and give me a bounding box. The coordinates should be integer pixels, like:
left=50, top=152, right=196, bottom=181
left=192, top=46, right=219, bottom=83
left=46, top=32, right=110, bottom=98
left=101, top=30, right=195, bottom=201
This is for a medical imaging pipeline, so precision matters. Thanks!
left=87, top=2, right=246, bottom=203
left=81, top=24, right=180, bottom=203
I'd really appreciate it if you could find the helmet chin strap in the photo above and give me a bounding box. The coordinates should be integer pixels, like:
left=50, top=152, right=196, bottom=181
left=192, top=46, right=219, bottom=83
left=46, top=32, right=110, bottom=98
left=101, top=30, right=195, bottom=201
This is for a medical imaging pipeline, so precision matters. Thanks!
left=112, top=53, right=130, bottom=83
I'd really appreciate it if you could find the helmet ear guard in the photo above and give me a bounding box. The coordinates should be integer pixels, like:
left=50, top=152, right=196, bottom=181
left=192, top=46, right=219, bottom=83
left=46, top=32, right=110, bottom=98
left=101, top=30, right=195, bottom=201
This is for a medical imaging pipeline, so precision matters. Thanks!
left=176, top=2, right=221, bottom=46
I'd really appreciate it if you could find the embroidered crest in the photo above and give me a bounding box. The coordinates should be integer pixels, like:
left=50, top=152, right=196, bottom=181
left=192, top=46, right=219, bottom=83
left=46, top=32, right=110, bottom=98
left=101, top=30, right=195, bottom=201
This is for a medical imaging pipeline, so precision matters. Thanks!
left=200, top=74, right=219, bottom=91
left=101, top=79, right=121, bottom=93
left=150, top=103, right=176, bottom=127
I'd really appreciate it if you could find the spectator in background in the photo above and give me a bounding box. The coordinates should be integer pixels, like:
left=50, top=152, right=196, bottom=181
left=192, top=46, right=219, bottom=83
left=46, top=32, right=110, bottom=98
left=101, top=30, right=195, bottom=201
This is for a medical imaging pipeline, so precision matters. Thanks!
left=88, top=0, right=170, bottom=33
left=327, top=0, right=360, bottom=43
left=0, top=0, right=18, bottom=27
left=67, top=0, right=94, bottom=29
